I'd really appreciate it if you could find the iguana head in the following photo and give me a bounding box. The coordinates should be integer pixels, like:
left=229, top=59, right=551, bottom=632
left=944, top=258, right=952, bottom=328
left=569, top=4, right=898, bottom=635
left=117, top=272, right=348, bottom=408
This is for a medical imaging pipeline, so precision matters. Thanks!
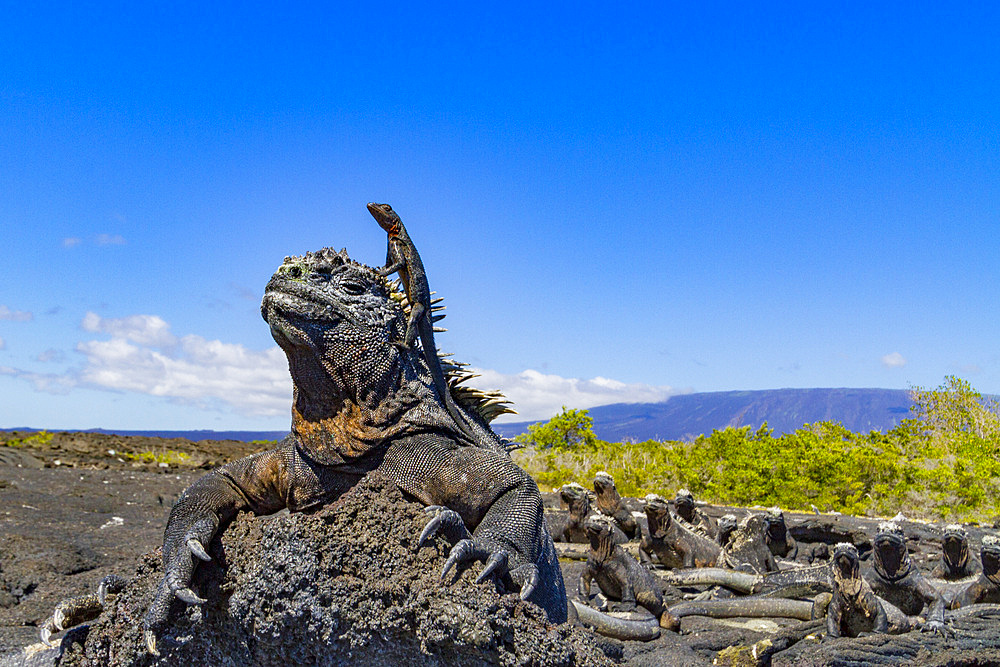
left=643, top=494, right=672, bottom=538
left=872, top=521, right=911, bottom=581
left=559, top=482, right=591, bottom=519
left=831, top=542, right=864, bottom=598
left=941, top=524, right=970, bottom=573
left=764, top=507, right=788, bottom=546
left=717, top=514, right=738, bottom=547
left=982, top=535, right=1000, bottom=585
left=674, top=488, right=695, bottom=521
left=261, top=247, right=439, bottom=463
left=584, top=514, right=619, bottom=559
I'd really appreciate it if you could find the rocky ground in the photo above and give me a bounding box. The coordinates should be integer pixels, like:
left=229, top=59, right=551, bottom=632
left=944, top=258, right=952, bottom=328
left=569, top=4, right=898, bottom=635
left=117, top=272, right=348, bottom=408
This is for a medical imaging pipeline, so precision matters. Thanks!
left=1, top=431, right=999, bottom=666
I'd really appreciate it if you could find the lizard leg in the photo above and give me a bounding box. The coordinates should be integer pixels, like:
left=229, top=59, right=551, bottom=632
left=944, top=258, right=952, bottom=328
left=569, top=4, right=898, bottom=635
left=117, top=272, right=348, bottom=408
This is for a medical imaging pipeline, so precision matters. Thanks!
left=418, top=506, right=536, bottom=600
left=40, top=575, right=126, bottom=647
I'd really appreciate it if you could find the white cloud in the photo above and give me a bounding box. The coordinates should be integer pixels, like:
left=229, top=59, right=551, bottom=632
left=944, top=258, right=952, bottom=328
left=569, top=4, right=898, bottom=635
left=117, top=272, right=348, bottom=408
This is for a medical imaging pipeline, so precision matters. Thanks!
left=96, top=233, right=126, bottom=246
left=0, top=305, right=33, bottom=322
left=881, top=352, right=907, bottom=369
left=0, top=336, right=5, bottom=350
left=6, top=311, right=676, bottom=423
left=81, top=312, right=178, bottom=347
left=0, top=366, right=76, bottom=394
left=471, top=367, right=677, bottom=422
left=74, top=319, right=291, bottom=416
left=62, top=237, right=82, bottom=248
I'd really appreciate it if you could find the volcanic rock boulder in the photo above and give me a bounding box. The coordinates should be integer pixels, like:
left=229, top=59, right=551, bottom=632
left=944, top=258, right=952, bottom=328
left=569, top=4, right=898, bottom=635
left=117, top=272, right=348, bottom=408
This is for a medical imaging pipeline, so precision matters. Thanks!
left=58, top=474, right=615, bottom=666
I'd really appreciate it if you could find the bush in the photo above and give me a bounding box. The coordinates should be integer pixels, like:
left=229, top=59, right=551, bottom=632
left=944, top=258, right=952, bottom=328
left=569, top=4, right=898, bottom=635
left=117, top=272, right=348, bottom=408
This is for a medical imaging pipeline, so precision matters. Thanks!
left=511, top=377, right=1000, bottom=522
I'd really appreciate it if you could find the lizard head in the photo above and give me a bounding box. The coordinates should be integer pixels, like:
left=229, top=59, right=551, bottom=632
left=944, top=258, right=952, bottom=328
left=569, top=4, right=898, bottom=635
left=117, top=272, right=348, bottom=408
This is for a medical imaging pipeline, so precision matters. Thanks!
left=872, top=521, right=910, bottom=581
left=717, top=514, right=738, bottom=547
left=584, top=515, right=619, bottom=556
left=941, top=524, right=970, bottom=572
left=982, top=535, right=1000, bottom=584
left=764, top=507, right=788, bottom=545
left=559, top=483, right=591, bottom=517
left=643, top=494, right=672, bottom=537
left=831, top=543, right=863, bottom=598
left=367, top=202, right=401, bottom=236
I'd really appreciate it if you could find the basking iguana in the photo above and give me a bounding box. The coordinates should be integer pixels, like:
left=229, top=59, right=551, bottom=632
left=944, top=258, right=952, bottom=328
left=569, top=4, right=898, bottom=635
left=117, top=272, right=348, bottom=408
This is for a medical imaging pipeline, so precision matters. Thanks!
left=639, top=493, right=724, bottom=569
left=129, top=242, right=550, bottom=654
left=577, top=515, right=672, bottom=637
left=366, top=202, right=508, bottom=455
left=592, top=471, right=638, bottom=540
left=950, top=534, right=1000, bottom=608
left=39, top=213, right=651, bottom=654
left=827, top=542, right=887, bottom=638
left=673, top=488, right=718, bottom=539
left=866, top=521, right=947, bottom=634
left=931, top=524, right=980, bottom=580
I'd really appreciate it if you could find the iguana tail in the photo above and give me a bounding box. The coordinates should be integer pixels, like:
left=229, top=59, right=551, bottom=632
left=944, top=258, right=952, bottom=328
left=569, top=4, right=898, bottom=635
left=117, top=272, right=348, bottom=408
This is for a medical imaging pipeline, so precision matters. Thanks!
left=569, top=599, right=662, bottom=641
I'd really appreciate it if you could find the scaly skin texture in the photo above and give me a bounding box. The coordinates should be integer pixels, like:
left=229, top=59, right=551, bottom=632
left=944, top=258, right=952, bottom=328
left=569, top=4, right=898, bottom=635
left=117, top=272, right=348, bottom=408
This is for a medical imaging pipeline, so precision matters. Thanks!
left=723, top=514, right=779, bottom=574
left=366, top=202, right=510, bottom=456
left=138, top=242, right=566, bottom=654
left=639, top=494, right=723, bottom=569
left=827, top=543, right=890, bottom=638
left=950, top=535, right=1000, bottom=608
left=931, top=524, right=980, bottom=580
left=674, top=489, right=718, bottom=540
left=866, top=521, right=946, bottom=634
left=593, top=472, right=638, bottom=540
left=578, top=517, right=674, bottom=630
left=764, top=507, right=798, bottom=560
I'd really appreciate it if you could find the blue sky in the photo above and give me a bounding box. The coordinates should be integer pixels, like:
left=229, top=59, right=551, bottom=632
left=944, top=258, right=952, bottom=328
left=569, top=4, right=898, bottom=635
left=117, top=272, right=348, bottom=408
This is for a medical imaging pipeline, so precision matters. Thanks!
left=2, top=3, right=998, bottom=430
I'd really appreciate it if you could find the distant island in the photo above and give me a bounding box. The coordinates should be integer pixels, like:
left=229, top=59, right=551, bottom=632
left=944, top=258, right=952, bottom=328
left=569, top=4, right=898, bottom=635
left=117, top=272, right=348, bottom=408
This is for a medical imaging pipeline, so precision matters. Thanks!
left=5, top=388, right=920, bottom=443
left=493, top=388, right=916, bottom=442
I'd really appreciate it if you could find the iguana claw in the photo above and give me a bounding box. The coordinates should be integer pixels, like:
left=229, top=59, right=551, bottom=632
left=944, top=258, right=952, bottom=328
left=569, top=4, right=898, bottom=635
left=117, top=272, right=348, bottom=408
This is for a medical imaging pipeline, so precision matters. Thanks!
left=174, top=587, right=207, bottom=605
left=187, top=537, right=212, bottom=562
left=418, top=507, right=470, bottom=550
left=922, top=620, right=951, bottom=636
left=512, top=563, right=540, bottom=601
left=145, top=628, right=159, bottom=656
left=476, top=550, right=509, bottom=584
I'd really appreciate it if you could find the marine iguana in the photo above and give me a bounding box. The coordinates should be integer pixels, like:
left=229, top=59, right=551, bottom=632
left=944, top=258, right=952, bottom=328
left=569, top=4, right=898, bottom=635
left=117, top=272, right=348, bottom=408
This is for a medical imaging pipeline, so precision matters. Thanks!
left=39, top=215, right=655, bottom=653
left=638, top=493, right=724, bottom=569
left=577, top=515, right=675, bottom=635
left=366, top=202, right=508, bottom=455
left=724, top=513, right=779, bottom=574
left=548, top=482, right=627, bottom=545
left=826, top=542, right=894, bottom=638
left=674, top=488, right=718, bottom=539
left=717, top=513, right=738, bottom=548
left=593, top=472, right=638, bottom=540
left=764, top=507, right=798, bottom=560
left=930, top=524, right=980, bottom=580
left=866, top=521, right=947, bottom=634
left=950, top=534, right=1000, bottom=608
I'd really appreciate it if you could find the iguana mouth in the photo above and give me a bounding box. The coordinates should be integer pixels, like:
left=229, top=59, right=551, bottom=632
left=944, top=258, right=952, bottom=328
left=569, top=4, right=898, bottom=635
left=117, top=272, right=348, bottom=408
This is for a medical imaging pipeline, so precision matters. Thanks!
left=943, top=534, right=969, bottom=570
left=872, top=534, right=909, bottom=580
left=833, top=546, right=862, bottom=597
left=983, top=543, right=1000, bottom=584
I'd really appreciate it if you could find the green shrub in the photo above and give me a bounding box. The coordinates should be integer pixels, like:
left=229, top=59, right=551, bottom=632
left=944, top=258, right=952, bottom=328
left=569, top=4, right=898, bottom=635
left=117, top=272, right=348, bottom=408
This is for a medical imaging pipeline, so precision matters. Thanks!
left=512, top=377, right=1000, bottom=522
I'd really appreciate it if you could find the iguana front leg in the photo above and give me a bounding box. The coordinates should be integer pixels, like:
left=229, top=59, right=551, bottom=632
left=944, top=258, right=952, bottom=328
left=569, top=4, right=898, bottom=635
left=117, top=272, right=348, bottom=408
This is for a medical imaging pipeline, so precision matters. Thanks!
left=142, top=446, right=294, bottom=654
left=384, top=434, right=567, bottom=623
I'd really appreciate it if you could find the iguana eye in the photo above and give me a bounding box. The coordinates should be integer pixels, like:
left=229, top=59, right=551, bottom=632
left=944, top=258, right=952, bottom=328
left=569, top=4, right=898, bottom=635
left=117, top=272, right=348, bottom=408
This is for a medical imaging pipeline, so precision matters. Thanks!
left=341, top=281, right=365, bottom=295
